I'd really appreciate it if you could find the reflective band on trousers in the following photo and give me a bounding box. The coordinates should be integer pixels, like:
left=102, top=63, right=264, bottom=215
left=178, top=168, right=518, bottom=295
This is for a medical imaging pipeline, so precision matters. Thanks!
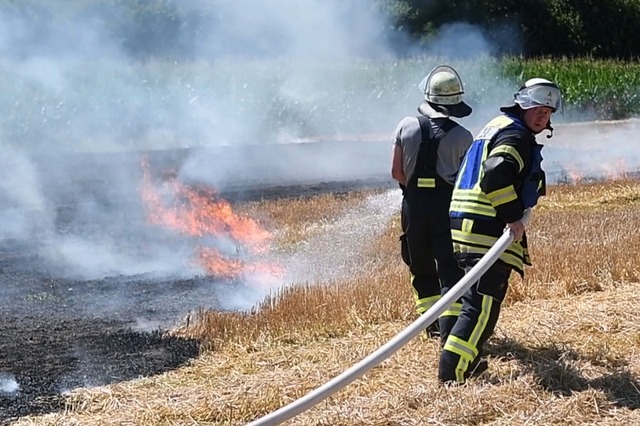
left=442, top=302, right=462, bottom=317
left=444, top=335, right=478, bottom=361
left=417, top=178, right=436, bottom=188
left=414, top=293, right=440, bottom=315
left=451, top=229, right=526, bottom=272
left=443, top=295, right=494, bottom=383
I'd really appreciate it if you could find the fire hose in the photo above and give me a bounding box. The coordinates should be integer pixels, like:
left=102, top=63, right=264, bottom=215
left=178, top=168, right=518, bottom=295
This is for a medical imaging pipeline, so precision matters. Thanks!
left=246, top=210, right=531, bottom=426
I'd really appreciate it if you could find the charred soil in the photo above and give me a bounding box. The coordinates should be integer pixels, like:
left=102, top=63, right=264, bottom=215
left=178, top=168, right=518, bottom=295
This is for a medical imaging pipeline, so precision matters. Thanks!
left=0, top=173, right=385, bottom=424
left=0, top=243, right=204, bottom=424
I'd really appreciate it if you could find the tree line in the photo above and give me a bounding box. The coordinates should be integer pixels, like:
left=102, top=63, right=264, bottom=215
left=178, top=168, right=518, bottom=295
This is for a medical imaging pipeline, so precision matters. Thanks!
left=381, top=0, right=640, bottom=59
left=3, top=0, right=639, bottom=59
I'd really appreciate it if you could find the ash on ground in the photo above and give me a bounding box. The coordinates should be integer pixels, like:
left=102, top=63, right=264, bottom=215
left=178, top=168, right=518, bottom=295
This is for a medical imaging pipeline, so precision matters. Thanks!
left=0, top=168, right=392, bottom=424
left=0, top=247, right=209, bottom=423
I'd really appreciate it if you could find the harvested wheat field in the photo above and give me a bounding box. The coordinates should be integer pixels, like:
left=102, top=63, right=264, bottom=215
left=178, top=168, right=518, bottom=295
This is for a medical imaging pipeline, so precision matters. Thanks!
left=4, top=175, right=640, bottom=426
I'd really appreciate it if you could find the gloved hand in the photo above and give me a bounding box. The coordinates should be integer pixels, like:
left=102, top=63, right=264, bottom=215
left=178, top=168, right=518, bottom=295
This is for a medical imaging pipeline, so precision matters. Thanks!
left=506, top=220, right=525, bottom=242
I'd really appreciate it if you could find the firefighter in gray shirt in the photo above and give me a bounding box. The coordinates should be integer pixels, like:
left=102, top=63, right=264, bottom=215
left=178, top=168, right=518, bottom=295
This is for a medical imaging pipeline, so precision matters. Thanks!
left=391, top=65, right=474, bottom=339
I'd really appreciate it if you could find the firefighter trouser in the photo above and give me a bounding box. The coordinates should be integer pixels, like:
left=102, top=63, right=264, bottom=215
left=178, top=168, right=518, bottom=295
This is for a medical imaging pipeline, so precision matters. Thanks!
left=438, top=262, right=511, bottom=383
left=400, top=193, right=464, bottom=317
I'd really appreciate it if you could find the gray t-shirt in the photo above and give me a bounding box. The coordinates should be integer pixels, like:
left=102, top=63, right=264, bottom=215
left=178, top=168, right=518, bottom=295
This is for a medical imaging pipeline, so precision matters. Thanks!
left=393, top=104, right=473, bottom=185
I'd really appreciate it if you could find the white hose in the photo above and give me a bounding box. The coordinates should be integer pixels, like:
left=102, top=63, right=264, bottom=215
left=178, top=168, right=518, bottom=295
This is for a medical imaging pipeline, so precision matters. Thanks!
left=247, top=210, right=530, bottom=426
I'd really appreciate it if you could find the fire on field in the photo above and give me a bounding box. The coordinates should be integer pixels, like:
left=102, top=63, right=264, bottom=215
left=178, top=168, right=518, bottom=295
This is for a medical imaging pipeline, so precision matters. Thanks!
left=139, top=156, right=285, bottom=280
left=7, top=177, right=640, bottom=426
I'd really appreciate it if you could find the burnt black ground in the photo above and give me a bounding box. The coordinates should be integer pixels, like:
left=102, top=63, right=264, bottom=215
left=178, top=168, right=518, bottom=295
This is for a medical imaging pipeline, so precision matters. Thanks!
left=0, top=243, right=207, bottom=424
left=0, top=316, right=198, bottom=423
left=0, top=146, right=393, bottom=424
left=0, top=213, right=304, bottom=424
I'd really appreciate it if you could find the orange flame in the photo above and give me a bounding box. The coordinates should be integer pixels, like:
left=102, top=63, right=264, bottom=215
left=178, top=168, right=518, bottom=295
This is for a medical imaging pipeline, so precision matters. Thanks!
left=566, top=165, right=583, bottom=184
left=563, top=156, right=630, bottom=184
left=139, top=156, right=284, bottom=280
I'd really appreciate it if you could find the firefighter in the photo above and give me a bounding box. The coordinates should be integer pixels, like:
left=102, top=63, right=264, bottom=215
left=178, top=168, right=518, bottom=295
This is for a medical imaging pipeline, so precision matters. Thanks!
left=391, top=65, right=474, bottom=339
left=441, top=78, right=562, bottom=384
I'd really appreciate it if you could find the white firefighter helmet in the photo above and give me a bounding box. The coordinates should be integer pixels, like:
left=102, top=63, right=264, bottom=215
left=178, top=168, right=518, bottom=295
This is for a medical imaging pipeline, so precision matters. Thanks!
left=513, top=78, right=562, bottom=112
left=500, top=77, right=563, bottom=138
left=418, top=65, right=472, bottom=118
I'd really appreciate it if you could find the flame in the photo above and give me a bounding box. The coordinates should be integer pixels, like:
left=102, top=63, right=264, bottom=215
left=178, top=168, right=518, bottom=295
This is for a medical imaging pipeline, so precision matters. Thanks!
left=565, top=165, right=583, bottom=184
left=564, top=164, right=584, bottom=185
left=562, top=156, right=631, bottom=184
left=139, top=156, right=284, bottom=280
left=602, top=156, right=629, bottom=180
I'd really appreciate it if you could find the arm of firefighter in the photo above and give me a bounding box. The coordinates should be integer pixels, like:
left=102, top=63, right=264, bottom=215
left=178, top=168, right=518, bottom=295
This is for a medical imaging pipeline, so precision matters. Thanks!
left=479, top=137, right=530, bottom=223
left=391, top=144, right=406, bottom=186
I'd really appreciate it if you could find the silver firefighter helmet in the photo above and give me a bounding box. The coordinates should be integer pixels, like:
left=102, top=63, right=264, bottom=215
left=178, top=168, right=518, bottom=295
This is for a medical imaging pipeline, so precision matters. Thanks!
left=418, top=65, right=472, bottom=118
left=513, top=78, right=562, bottom=112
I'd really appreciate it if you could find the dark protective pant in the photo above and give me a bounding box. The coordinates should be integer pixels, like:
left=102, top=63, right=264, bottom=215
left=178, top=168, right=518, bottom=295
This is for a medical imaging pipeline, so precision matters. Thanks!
left=438, top=262, right=512, bottom=383
left=400, top=190, right=464, bottom=319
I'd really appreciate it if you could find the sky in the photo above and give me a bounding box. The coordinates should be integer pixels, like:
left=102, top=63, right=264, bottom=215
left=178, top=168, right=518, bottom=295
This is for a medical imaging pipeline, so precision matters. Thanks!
left=0, top=1, right=637, bottom=315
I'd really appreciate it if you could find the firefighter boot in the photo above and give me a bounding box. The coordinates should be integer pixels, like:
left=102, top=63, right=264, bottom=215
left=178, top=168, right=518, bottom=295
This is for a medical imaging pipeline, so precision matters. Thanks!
left=467, top=357, right=489, bottom=379
left=426, top=321, right=440, bottom=339
left=438, top=355, right=489, bottom=385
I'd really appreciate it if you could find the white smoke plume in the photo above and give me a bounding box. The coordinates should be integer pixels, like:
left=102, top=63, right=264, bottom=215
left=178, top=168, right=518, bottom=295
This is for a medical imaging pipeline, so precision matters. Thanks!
left=0, top=1, right=402, bottom=283
left=0, top=373, right=20, bottom=395
left=0, top=1, right=636, bottom=314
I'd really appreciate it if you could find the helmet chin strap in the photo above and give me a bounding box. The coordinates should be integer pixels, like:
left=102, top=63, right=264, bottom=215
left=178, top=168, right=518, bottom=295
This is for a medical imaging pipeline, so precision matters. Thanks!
left=546, top=122, right=554, bottom=139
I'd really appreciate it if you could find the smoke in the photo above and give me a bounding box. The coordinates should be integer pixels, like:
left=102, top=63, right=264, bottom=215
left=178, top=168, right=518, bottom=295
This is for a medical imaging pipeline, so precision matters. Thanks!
left=279, top=189, right=402, bottom=285
left=0, top=373, right=20, bottom=395
left=0, top=1, right=637, bottom=317
left=211, top=189, right=403, bottom=312
left=0, top=1, right=401, bottom=153
left=421, top=23, right=495, bottom=59
left=0, top=144, right=54, bottom=240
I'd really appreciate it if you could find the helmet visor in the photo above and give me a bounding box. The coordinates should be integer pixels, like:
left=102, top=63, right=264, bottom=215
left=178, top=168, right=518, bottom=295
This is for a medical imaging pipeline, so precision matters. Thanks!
left=515, top=84, right=562, bottom=112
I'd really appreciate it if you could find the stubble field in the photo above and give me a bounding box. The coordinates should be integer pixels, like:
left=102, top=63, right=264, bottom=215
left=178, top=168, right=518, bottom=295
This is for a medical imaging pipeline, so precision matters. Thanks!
left=2, top=170, right=640, bottom=425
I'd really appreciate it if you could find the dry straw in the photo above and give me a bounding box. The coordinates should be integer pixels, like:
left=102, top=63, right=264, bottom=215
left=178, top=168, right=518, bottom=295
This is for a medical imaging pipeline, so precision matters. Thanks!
left=14, top=178, right=640, bottom=426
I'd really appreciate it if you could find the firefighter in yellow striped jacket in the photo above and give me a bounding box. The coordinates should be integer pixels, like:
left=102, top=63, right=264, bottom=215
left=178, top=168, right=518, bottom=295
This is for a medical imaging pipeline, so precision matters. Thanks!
left=439, top=78, right=562, bottom=384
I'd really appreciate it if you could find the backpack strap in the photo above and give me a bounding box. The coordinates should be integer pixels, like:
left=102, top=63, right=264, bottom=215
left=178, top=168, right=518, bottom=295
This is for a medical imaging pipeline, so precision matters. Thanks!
left=416, top=115, right=456, bottom=172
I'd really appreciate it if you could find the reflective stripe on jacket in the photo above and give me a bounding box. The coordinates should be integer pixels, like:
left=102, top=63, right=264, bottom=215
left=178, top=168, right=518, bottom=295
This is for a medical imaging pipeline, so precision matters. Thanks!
left=449, top=114, right=545, bottom=274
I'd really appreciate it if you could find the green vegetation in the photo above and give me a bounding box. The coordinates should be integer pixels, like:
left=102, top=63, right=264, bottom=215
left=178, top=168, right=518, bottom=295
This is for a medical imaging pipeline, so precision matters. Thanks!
left=499, top=57, right=640, bottom=120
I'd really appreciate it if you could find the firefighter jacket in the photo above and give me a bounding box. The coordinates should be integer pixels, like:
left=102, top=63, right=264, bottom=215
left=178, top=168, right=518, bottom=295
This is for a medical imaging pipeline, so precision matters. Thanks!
left=449, top=113, right=546, bottom=275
